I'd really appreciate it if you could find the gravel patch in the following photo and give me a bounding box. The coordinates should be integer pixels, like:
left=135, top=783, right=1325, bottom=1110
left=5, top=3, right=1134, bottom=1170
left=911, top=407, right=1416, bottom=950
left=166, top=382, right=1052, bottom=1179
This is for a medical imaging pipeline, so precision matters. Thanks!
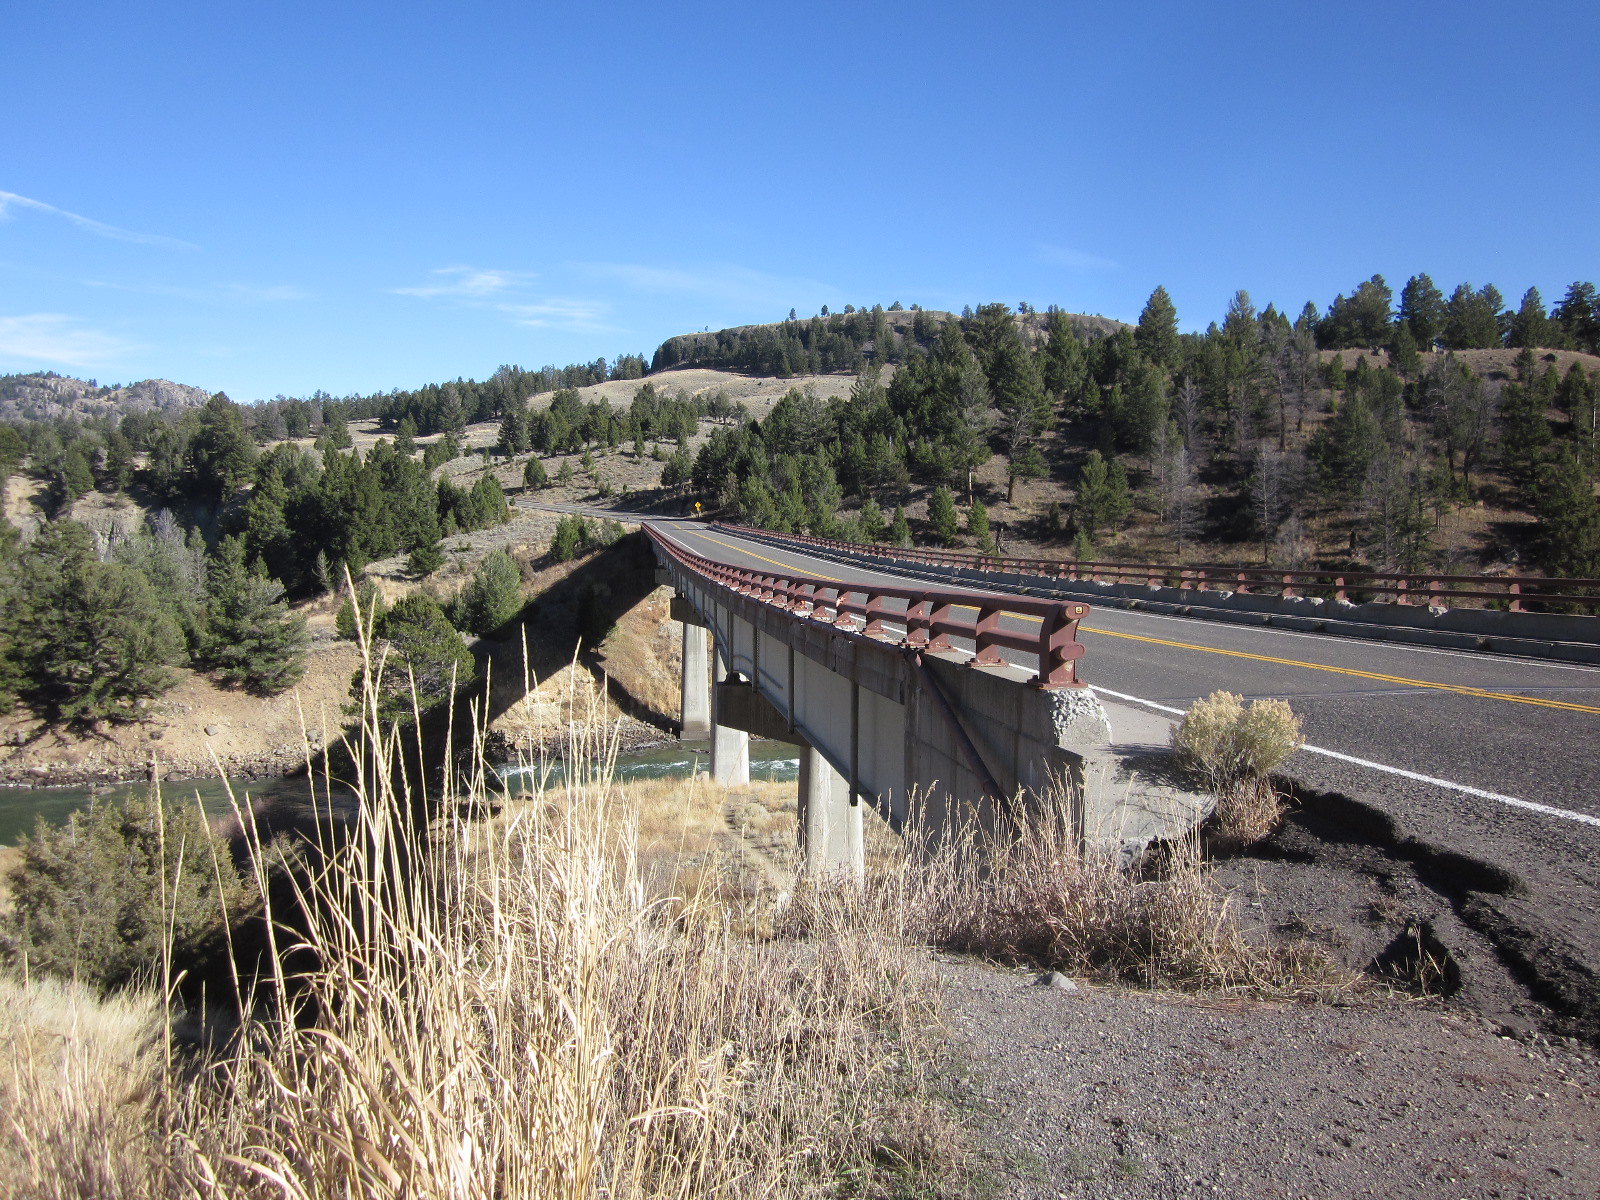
left=940, top=957, right=1600, bottom=1199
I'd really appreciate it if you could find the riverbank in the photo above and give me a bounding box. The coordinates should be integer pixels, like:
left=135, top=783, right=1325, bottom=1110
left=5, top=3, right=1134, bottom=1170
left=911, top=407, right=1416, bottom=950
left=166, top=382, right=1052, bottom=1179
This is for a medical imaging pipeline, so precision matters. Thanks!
left=0, top=637, right=362, bottom=790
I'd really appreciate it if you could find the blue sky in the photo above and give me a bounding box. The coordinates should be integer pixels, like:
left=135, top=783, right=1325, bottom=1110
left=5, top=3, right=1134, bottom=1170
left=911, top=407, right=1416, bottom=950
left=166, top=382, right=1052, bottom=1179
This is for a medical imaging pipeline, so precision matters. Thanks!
left=3, top=1, right=1597, bottom=401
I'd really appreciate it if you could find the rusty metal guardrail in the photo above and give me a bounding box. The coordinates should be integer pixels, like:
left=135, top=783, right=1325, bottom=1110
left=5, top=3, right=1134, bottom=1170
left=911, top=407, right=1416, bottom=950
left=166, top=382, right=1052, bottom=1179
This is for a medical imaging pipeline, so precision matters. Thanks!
left=648, top=525, right=1091, bottom=688
left=710, top=522, right=1600, bottom=613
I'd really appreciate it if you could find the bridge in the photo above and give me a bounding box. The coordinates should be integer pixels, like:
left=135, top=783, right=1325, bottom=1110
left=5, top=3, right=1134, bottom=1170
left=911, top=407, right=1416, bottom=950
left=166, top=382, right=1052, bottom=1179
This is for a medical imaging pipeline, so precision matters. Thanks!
left=648, top=520, right=1213, bottom=879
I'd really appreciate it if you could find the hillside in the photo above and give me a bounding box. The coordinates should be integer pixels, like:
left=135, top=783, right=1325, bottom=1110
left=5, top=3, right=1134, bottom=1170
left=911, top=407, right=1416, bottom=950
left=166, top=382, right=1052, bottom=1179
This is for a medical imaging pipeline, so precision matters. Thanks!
left=0, top=371, right=212, bottom=423
left=650, top=306, right=1126, bottom=375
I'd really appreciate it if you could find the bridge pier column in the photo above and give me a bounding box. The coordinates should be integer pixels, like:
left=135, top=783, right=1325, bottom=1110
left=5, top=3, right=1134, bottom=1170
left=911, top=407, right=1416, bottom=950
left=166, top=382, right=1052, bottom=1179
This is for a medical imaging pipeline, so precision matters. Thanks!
left=710, top=647, right=750, bottom=785
left=680, top=621, right=711, bottom=740
left=798, top=743, right=864, bottom=883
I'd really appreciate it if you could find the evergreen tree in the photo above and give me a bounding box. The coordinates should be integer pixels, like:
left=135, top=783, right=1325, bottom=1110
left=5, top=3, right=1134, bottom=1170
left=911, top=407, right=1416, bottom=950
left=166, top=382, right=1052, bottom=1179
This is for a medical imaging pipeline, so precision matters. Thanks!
left=1399, top=274, right=1447, bottom=347
left=550, top=514, right=589, bottom=561
left=1553, top=282, right=1600, bottom=353
left=1133, top=286, right=1181, bottom=369
left=15, top=522, right=184, bottom=725
left=1531, top=446, right=1600, bottom=579
left=455, top=549, right=523, bottom=635
left=1073, top=451, right=1130, bottom=539
left=888, top=504, right=912, bottom=548
left=1508, top=287, right=1553, bottom=348
left=498, top=403, right=532, bottom=454
left=985, top=321, right=1053, bottom=501
left=859, top=496, right=885, bottom=542
left=202, top=537, right=309, bottom=694
left=187, top=393, right=258, bottom=498
left=408, top=537, right=445, bottom=577
left=363, top=594, right=474, bottom=726
left=1388, top=323, right=1422, bottom=378
left=1042, top=309, right=1094, bottom=417
left=927, top=485, right=959, bottom=546
left=967, top=499, right=995, bottom=553
left=1443, top=283, right=1505, bottom=349
left=1499, top=381, right=1552, bottom=486
left=523, top=456, right=549, bottom=490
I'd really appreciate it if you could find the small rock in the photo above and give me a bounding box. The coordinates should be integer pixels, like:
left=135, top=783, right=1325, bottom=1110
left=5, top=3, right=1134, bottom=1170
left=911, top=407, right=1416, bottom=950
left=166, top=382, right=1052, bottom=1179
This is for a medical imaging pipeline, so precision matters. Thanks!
left=1034, top=971, right=1079, bottom=992
left=205, top=725, right=223, bottom=737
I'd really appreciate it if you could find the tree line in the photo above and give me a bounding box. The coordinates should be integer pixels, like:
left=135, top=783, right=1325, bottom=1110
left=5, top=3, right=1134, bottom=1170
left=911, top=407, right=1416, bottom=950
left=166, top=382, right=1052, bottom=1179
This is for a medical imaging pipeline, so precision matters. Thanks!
left=679, top=278, right=1600, bottom=581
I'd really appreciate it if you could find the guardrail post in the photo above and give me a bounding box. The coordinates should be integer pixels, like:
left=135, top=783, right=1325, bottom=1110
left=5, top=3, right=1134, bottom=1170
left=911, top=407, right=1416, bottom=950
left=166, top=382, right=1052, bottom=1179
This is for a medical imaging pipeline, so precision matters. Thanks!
left=1507, top=581, right=1524, bottom=612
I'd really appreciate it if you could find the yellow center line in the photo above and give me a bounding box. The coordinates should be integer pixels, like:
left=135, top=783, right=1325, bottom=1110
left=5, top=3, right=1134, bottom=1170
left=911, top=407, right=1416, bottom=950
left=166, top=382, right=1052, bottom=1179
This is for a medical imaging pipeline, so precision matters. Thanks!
left=1078, top=627, right=1600, bottom=715
left=678, top=530, right=1600, bottom=716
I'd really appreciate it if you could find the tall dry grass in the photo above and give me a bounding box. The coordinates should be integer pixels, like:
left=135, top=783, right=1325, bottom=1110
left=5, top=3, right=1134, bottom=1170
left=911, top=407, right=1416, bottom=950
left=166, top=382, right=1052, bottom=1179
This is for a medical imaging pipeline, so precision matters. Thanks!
left=0, top=641, right=957, bottom=1200
left=895, top=803, right=1347, bottom=997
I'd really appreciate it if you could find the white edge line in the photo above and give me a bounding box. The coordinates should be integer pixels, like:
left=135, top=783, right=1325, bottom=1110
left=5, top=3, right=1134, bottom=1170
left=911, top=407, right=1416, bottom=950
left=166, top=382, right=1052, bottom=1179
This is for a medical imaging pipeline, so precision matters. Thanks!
left=1089, top=685, right=1600, bottom=830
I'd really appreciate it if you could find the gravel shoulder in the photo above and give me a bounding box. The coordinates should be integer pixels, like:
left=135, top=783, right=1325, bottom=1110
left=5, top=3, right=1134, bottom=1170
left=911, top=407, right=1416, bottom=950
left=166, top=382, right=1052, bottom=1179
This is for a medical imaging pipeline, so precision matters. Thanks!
left=939, top=956, right=1600, bottom=1200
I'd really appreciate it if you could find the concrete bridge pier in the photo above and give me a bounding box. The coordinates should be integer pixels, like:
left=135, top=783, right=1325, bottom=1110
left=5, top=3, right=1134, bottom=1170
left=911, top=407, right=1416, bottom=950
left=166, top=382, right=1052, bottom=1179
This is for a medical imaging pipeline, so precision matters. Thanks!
left=710, top=647, right=751, bottom=786
left=798, top=743, right=864, bottom=883
left=680, top=619, right=711, bottom=740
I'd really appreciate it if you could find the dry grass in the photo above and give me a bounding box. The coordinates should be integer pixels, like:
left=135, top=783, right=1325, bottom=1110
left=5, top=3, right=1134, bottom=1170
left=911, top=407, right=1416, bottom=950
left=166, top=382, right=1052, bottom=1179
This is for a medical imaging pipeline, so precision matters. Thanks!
left=1171, top=691, right=1304, bottom=846
left=0, top=642, right=961, bottom=1199
left=0, top=975, right=164, bottom=1199
left=893, top=803, right=1350, bottom=998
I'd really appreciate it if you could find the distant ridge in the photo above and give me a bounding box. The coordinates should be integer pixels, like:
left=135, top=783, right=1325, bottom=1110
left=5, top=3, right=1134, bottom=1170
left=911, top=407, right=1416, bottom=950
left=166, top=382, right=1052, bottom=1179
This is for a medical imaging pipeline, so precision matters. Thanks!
left=0, top=372, right=213, bottom=423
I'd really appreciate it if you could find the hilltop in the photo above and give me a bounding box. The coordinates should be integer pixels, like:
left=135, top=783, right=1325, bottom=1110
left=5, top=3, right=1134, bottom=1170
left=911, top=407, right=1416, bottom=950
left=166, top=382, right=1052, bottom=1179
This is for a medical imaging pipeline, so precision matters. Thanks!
left=0, top=371, right=212, bottom=423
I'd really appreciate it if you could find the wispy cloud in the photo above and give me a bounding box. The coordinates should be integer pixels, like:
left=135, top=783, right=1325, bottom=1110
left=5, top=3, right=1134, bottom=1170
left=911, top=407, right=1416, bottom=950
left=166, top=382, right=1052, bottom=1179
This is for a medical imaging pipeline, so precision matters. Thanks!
left=500, top=299, right=612, bottom=330
left=393, top=265, right=614, bottom=333
left=0, top=313, right=144, bottom=367
left=0, top=190, right=198, bottom=250
left=1037, top=243, right=1119, bottom=272
left=392, top=265, right=536, bottom=298
left=577, top=261, right=838, bottom=309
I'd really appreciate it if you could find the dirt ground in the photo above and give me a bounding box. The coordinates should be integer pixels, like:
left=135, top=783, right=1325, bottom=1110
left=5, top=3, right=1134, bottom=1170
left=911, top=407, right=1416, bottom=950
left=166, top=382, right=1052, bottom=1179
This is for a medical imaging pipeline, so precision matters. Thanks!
left=0, top=636, right=361, bottom=786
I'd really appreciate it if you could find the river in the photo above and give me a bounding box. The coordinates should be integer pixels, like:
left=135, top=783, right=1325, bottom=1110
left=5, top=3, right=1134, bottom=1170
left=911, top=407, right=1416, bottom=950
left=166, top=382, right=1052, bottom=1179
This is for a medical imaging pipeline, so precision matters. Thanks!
left=0, top=740, right=803, bottom=846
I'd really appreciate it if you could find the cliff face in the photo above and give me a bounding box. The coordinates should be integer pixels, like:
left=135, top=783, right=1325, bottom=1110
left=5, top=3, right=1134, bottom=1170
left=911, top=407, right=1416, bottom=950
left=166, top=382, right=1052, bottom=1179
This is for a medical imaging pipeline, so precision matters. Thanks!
left=0, top=372, right=212, bottom=423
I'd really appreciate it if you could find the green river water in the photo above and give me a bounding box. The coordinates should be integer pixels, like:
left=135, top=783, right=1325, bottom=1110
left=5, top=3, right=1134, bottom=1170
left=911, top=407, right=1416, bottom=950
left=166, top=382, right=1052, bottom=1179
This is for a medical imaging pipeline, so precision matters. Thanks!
left=0, top=741, right=803, bottom=847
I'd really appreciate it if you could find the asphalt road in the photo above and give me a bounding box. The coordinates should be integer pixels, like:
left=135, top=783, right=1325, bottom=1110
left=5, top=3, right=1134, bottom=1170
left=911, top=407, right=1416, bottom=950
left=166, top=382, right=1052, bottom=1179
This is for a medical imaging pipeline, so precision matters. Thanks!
left=616, top=514, right=1600, bottom=1008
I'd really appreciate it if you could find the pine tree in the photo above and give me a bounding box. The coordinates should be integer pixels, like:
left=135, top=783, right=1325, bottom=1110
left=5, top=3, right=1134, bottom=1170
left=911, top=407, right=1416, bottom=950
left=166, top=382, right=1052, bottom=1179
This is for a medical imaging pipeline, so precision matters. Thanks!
left=1134, top=286, right=1181, bottom=369
left=859, top=496, right=885, bottom=542
left=1553, top=282, right=1600, bottom=353
left=187, top=393, right=258, bottom=499
left=364, top=594, right=474, bottom=726
left=1070, top=451, right=1132, bottom=541
left=987, top=330, right=1054, bottom=501
left=16, top=522, right=184, bottom=725
left=550, top=514, right=588, bottom=562
left=1399, top=274, right=1447, bottom=347
left=1531, top=446, right=1600, bottom=579
left=1508, top=287, right=1553, bottom=348
left=888, top=504, right=912, bottom=547
left=203, top=537, right=309, bottom=694
left=1500, top=381, right=1552, bottom=486
left=523, top=457, right=549, bottom=490
left=456, top=550, right=523, bottom=635
left=927, top=486, right=959, bottom=546
left=1388, top=323, right=1422, bottom=378
left=408, top=538, right=445, bottom=577
left=966, top=499, right=996, bottom=554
